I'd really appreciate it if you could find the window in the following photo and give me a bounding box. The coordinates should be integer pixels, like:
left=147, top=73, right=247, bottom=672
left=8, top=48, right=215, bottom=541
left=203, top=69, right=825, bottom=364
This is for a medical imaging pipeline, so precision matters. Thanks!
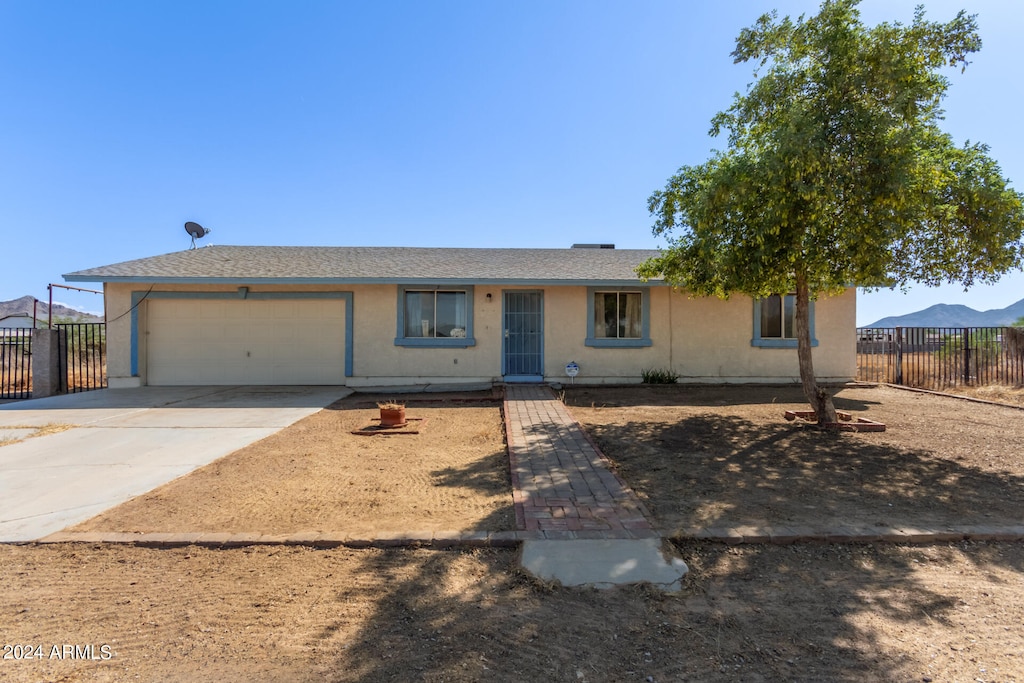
left=585, top=287, right=652, bottom=348
left=760, top=294, right=795, bottom=339
left=752, top=294, right=817, bottom=348
left=405, top=291, right=466, bottom=338
left=395, top=286, right=475, bottom=347
left=595, top=292, right=642, bottom=339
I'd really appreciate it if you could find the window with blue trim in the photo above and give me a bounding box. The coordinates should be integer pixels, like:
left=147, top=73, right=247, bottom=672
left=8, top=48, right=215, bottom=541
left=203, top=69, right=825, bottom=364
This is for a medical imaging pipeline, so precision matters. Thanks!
left=595, top=292, right=642, bottom=339
left=395, top=286, right=476, bottom=347
left=752, top=294, right=817, bottom=348
left=585, top=287, right=652, bottom=348
left=761, top=294, right=795, bottom=339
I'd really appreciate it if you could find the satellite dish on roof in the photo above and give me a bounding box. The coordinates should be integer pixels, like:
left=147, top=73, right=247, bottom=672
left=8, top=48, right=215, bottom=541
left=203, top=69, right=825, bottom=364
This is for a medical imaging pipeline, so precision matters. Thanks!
left=184, top=221, right=210, bottom=249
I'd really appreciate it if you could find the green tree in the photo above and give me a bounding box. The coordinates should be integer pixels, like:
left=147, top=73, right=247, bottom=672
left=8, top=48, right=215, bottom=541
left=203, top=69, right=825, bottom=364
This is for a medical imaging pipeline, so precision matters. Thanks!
left=1013, top=317, right=1024, bottom=329
left=638, top=0, right=1024, bottom=423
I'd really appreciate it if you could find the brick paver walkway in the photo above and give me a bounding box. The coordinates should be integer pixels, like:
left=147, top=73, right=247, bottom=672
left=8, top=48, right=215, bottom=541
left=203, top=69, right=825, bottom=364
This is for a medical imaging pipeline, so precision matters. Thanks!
left=503, top=385, right=656, bottom=539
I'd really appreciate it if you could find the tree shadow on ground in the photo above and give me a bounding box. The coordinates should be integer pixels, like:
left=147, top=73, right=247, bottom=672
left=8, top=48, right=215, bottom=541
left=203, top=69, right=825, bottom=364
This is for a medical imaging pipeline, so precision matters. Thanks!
left=325, top=393, right=515, bottom=533
left=227, top=385, right=1024, bottom=681
left=303, top=539, right=1024, bottom=682
left=581, top=414, right=1024, bottom=534
left=427, top=447, right=515, bottom=532
left=300, top=386, right=1024, bottom=681
left=5, top=539, right=1022, bottom=681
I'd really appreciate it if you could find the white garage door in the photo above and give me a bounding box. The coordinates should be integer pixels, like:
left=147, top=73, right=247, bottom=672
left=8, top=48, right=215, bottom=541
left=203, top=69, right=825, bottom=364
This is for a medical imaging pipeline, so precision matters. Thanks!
left=147, top=298, right=346, bottom=385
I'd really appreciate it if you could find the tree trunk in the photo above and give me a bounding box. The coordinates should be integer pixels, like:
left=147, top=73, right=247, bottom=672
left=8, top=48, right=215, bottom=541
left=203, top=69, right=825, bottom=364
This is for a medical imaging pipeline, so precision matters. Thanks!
left=795, top=272, right=838, bottom=425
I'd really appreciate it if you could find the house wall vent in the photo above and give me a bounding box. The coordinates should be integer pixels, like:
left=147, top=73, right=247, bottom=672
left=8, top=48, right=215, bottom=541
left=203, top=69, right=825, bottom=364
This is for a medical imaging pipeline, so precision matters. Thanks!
left=571, top=243, right=615, bottom=249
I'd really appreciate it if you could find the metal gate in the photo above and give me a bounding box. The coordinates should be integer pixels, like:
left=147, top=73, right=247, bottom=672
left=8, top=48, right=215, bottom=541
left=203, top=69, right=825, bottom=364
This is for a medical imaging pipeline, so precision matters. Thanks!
left=56, top=323, right=107, bottom=393
left=503, top=291, right=544, bottom=381
left=0, top=328, right=32, bottom=399
left=857, top=326, right=1024, bottom=389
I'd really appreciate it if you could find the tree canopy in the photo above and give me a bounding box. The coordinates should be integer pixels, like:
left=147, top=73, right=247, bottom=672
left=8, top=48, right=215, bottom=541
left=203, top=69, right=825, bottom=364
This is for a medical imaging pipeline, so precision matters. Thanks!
left=638, top=0, right=1024, bottom=422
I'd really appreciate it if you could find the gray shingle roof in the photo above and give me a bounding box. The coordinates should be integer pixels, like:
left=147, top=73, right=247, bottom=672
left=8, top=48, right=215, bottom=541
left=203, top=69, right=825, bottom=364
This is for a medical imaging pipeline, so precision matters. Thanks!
left=64, top=245, right=664, bottom=285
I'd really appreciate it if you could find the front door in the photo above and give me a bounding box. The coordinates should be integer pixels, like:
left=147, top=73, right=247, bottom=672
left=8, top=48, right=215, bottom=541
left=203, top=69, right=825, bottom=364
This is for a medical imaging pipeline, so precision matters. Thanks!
left=503, top=291, right=544, bottom=381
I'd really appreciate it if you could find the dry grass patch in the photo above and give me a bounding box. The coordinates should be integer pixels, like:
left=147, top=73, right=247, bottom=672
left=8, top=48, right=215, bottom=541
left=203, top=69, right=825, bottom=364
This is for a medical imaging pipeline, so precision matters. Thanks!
left=0, top=423, right=75, bottom=446
left=945, top=383, right=1024, bottom=407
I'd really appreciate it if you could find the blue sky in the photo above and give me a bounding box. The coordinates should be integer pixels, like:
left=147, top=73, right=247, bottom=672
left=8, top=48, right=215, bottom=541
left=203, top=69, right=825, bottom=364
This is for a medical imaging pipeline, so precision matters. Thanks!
left=1, top=0, right=1020, bottom=326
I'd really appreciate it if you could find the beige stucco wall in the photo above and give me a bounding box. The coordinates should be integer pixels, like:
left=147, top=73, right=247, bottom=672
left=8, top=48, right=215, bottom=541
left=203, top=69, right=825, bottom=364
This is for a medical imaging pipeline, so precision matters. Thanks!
left=102, top=282, right=856, bottom=387
left=661, top=287, right=856, bottom=383
left=104, top=283, right=136, bottom=385
left=347, top=284, right=501, bottom=383
left=543, top=286, right=855, bottom=383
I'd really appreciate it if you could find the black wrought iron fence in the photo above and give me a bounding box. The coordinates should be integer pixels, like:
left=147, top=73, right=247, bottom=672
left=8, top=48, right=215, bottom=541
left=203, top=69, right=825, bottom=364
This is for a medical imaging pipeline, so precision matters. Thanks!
left=857, top=326, right=1024, bottom=389
left=0, top=328, right=32, bottom=399
left=56, top=323, right=107, bottom=393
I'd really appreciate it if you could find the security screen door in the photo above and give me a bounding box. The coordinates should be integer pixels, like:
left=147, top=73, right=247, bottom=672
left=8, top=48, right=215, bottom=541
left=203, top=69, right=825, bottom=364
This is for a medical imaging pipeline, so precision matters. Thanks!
left=502, top=291, right=543, bottom=381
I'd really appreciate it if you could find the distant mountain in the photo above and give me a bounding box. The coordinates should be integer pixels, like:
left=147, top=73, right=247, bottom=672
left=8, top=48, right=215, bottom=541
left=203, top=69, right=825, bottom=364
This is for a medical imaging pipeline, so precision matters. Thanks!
left=0, top=296, right=101, bottom=323
left=865, top=297, right=1024, bottom=328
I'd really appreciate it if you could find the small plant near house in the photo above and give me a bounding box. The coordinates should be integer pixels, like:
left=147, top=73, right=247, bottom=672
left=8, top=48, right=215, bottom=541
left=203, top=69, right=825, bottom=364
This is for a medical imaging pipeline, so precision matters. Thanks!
left=641, top=368, right=679, bottom=384
left=376, top=401, right=405, bottom=411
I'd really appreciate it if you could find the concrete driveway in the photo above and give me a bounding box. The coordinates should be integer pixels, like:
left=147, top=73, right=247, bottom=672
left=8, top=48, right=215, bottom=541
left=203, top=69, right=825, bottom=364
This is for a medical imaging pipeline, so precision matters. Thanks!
left=0, top=386, right=352, bottom=542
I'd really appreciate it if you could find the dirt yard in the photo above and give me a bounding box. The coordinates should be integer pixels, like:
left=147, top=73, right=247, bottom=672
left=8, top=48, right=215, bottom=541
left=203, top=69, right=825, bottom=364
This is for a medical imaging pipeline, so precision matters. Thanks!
left=73, top=393, right=513, bottom=535
left=3, top=384, right=1024, bottom=681
left=565, top=384, right=1024, bottom=535
left=2, top=541, right=1022, bottom=682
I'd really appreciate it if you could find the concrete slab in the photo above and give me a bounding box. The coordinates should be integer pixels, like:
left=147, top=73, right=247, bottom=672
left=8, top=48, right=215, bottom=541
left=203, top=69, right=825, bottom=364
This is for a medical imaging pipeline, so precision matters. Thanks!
left=520, top=537, right=689, bottom=592
left=0, top=386, right=352, bottom=542
left=0, top=386, right=347, bottom=428
left=0, top=386, right=232, bottom=427
left=0, top=427, right=279, bottom=542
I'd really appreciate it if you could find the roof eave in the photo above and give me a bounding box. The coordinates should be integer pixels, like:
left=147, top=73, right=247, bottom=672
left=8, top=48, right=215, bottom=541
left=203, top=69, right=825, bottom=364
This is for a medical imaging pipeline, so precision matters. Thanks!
left=63, top=275, right=665, bottom=287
